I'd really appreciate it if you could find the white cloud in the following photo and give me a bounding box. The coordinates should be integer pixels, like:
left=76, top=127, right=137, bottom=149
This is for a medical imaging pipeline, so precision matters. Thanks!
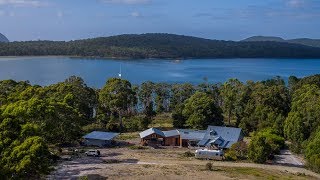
left=131, top=11, right=140, bottom=17
left=286, top=0, right=306, bottom=8
left=57, top=11, right=64, bottom=18
left=0, top=0, right=47, bottom=7
left=101, top=0, right=151, bottom=5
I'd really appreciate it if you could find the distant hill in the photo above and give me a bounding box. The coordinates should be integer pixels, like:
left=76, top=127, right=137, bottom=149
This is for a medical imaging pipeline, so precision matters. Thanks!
left=242, top=36, right=320, bottom=48
left=242, top=36, right=285, bottom=42
left=0, top=33, right=9, bottom=43
left=288, top=38, right=320, bottom=48
left=1, top=33, right=320, bottom=58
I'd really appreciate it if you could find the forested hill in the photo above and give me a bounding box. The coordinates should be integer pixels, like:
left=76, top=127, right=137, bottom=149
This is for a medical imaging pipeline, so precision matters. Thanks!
left=1, top=33, right=320, bottom=58
left=243, top=36, right=320, bottom=48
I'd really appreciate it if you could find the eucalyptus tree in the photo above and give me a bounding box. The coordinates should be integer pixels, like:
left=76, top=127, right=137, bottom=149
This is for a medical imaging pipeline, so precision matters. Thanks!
left=284, top=84, right=320, bottom=152
left=220, top=78, right=245, bottom=126
left=138, top=81, right=155, bottom=115
left=305, top=128, right=320, bottom=173
left=239, top=79, right=290, bottom=135
left=154, top=83, right=171, bottom=113
left=0, top=117, right=50, bottom=179
left=99, top=78, right=136, bottom=131
left=170, top=83, right=195, bottom=110
left=182, top=91, right=223, bottom=129
left=46, top=76, right=98, bottom=120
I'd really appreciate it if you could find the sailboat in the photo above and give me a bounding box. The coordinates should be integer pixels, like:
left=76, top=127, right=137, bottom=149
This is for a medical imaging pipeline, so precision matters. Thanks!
left=118, top=64, right=122, bottom=79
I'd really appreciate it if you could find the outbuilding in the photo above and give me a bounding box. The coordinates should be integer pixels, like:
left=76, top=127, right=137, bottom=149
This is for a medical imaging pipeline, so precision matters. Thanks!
left=163, top=129, right=180, bottom=146
left=83, top=131, right=119, bottom=147
left=139, top=128, right=166, bottom=146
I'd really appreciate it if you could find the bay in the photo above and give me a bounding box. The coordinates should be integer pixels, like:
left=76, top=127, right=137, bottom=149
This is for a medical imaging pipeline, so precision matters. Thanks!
left=0, top=56, right=320, bottom=87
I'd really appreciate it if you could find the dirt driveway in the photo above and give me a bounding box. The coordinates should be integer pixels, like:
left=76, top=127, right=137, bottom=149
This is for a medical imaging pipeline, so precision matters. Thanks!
left=274, top=150, right=305, bottom=167
left=48, top=147, right=320, bottom=180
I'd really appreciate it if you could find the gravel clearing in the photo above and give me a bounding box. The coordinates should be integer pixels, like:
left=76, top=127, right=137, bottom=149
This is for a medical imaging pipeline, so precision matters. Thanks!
left=47, top=147, right=320, bottom=180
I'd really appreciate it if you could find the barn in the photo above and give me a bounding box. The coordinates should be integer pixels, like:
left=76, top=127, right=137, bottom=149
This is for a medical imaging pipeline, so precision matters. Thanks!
left=83, top=131, right=119, bottom=147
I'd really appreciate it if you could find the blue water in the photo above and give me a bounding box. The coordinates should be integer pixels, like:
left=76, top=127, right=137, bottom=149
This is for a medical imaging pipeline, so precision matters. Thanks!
left=0, top=57, right=320, bottom=87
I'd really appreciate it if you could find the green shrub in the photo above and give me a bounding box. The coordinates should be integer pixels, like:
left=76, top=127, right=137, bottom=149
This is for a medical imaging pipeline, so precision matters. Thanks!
left=248, top=135, right=271, bottom=163
left=229, top=141, right=248, bottom=160
left=82, top=123, right=105, bottom=133
left=140, top=116, right=152, bottom=129
left=248, top=128, right=285, bottom=164
left=182, top=151, right=194, bottom=157
left=123, top=117, right=141, bottom=132
left=123, top=115, right=151, bottom=132
left=259, top=128, right=285, bottom=154
left=106, top=122, right=120, bottom=132
left=305, top=128, right=320, bottom=173
left=224, top=150, right=238, bottom=161
left=129, top=145, right=148, bottom=150
left=79, top=176, right=89, bottom=180
left=205, top=162, right=213, bottom=171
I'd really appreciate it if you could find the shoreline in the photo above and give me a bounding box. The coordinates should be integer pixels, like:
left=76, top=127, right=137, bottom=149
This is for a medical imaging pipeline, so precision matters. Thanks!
left=1, top=55, right=320, bottom=61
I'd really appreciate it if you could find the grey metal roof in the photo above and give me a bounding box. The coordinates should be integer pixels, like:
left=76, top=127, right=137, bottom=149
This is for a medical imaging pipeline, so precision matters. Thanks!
left=83, top=131, right=119, bottom=141
left=221, top=141, right=230, bottom=148
left=178, top=129, right=206, bottom=140
left=208, top=136, right=224, bottom=146
left=205, top=126, right=242, bottom=142
left=197, top=126, right=242, bottom=148
left=198, top=136, right=224, bottom=146
left=139, top=128, right=165, bottom=138
left=163, top=129, right=180, bottom=137
left=198, top=138, right=211, bottom=146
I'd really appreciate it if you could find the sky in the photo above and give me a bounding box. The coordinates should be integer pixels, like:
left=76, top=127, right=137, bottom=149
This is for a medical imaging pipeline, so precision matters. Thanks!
left=0, top=0, right=319, bottom=41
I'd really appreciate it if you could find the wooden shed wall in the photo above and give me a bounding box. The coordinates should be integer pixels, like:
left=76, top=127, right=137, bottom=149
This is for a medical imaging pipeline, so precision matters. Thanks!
left=164, top=136, right=180, bottom=146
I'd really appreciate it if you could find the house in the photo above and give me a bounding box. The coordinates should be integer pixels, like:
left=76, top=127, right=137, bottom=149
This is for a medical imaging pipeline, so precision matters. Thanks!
left=139, top=128, right=180, bottom=146
left=178, top=129, right=206, bottom=147
left=83, top=131, right=119, bottom=147
left=198, top=126, right=244, bottom=149
left=139, top=126, right=243, bottom=149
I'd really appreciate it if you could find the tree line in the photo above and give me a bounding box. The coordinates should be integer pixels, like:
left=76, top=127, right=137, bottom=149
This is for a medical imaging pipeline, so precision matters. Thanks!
left=1, top=74, right=320, bottom=178
left=1, top=34, right=320, bottom=58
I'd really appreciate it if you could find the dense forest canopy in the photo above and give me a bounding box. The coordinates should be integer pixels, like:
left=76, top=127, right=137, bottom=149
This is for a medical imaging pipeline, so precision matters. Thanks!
left=0, top=34, right=320, bottom=58
left=1, top=74, right=320, bottom=177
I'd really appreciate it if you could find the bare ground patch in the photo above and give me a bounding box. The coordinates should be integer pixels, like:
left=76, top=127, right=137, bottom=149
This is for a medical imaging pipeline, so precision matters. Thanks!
left=48, top=147, right=320, bottom=180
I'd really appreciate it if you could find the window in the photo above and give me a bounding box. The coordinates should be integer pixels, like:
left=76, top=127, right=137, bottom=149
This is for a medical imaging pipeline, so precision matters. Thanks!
left=210, top=130, right=217, bottom=136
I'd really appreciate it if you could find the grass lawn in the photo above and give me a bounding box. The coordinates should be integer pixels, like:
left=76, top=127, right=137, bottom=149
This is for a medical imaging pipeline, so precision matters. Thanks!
left=149, top=113, right=174, bottom=129
left=215, top=166, right=314, bottom=180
